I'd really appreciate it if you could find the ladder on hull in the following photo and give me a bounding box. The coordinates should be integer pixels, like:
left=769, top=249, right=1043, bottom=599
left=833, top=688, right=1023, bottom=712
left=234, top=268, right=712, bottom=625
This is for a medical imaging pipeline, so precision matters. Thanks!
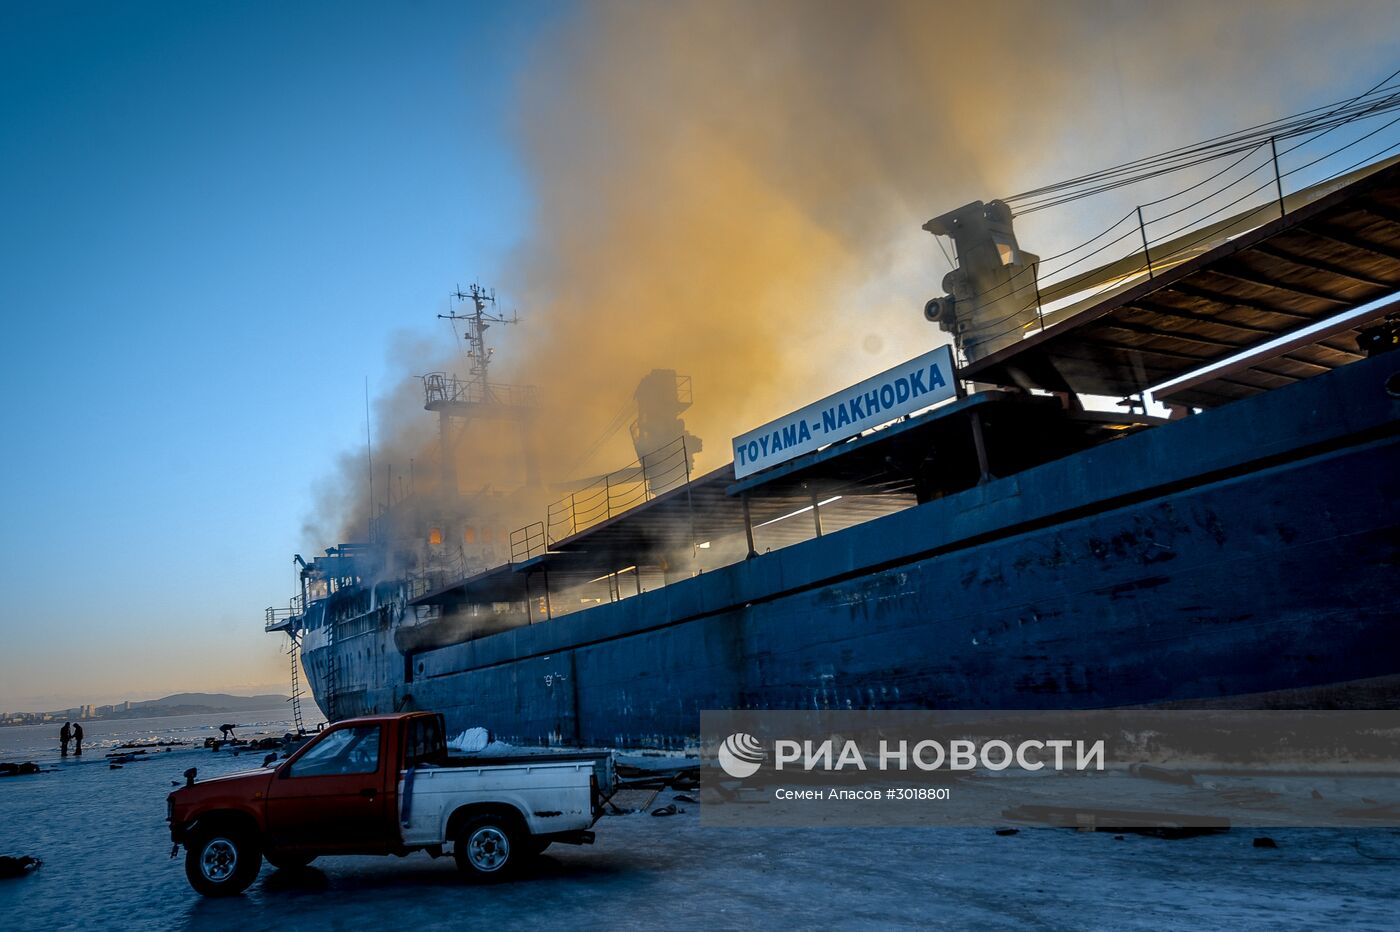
left=323, top=653, right=339, bottom=723
left=287, top=636, right=306, bottom=733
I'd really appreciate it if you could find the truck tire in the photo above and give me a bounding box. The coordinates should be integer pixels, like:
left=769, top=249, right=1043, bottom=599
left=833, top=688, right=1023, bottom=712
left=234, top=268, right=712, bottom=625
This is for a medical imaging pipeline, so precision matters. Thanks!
left=264, top=851, right=316, bottom=870
left=454, top=814, right=523, bottom=881
left=185, top=828, right=261, bottom=896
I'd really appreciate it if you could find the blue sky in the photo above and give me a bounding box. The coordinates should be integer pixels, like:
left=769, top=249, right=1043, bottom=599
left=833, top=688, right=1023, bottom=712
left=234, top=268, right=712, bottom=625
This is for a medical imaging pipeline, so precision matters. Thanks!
left=0, top=1, right=550, bottom=708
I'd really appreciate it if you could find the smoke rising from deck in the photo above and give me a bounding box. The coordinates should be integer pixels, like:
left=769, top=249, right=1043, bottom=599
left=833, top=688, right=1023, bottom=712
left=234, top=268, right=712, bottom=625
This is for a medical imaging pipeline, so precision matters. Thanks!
left=314, top=0, right=1398, bottom=552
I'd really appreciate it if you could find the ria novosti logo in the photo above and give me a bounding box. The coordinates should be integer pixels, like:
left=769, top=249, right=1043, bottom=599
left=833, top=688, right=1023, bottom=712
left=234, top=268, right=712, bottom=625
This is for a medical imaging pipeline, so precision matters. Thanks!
left=714, top=732, right=1108, bottom=779
left=717, top=732, right=766, bottom=778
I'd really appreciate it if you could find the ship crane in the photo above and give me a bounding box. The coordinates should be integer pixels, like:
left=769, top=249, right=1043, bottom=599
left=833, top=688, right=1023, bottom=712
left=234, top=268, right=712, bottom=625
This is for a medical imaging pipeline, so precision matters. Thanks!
left=922, top=199, right=1041, bottom=365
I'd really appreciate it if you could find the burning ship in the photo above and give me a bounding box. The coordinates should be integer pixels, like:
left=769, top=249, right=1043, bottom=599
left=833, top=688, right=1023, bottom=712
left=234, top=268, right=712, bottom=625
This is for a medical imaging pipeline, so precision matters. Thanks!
left=267, top=128, right=1400, bottom=747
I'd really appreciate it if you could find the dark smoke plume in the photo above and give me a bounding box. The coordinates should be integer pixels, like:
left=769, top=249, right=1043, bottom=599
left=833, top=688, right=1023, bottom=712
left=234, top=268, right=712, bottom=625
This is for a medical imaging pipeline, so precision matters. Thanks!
left=311, top=0, right=1399, bottom=550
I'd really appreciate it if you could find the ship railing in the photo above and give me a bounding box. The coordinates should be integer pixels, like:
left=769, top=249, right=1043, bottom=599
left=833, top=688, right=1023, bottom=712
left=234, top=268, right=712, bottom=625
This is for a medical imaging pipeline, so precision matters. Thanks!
left=946, top=107, right=1400, bottom=365
left=422, top=372, right=538, bottom=410
left=510, top=521, right=547, bottom=563
left=265, top=606, right=299, bottom=633
left=265, top=587, right=309, bottom=632
left=406, top=548, right=495, bottom=597
left=547, top=436, right=691, bottom=541
left=509, top=434, right=695, bottom=562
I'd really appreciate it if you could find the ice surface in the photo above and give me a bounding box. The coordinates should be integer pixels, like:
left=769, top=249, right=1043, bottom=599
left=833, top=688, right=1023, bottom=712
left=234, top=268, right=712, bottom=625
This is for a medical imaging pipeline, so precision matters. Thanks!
left=0, top=709, right=304, bottom=761
left=3, top=714, right=1399, bottom=930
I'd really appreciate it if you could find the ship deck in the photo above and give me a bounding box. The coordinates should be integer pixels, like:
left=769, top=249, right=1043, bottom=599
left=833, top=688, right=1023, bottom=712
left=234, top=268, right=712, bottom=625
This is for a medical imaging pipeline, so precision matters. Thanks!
left=411, top=389, right=1155, bottom=615
left=412, top=159, right=1399, bottom=624
left=962, top=160, right=1400, bottom=407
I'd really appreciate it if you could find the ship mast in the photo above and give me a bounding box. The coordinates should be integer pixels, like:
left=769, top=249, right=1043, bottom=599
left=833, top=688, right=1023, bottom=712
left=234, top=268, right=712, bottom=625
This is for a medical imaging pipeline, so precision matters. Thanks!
left=441, top=283, right=514, bottom=395
left=422, top=283, right=539, bottom=495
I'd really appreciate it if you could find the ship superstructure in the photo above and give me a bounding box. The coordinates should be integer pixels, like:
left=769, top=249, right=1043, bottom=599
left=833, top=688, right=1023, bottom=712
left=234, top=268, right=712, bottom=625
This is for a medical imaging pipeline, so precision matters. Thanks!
left=269, top=99, right=1400, bottom=745
left=267, top=283, right=540, bottom=718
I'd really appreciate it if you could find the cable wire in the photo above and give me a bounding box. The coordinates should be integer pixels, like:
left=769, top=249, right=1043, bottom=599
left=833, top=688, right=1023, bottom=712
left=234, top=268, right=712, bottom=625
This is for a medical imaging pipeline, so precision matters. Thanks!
left=938, top=77, right=1400, bottom=316
left=1005, top=78, right=1400, bottom=212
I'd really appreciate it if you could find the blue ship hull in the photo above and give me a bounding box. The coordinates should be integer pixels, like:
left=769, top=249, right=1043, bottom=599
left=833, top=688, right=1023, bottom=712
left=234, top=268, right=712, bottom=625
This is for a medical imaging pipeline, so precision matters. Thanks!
left=300, top=353, right=1400, bottom=747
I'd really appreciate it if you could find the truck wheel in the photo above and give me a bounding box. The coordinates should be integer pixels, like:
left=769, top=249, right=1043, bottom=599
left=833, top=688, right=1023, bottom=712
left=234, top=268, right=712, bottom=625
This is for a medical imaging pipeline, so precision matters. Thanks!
left=454, top=814, right=522, bottom=881
left=185, top=829, right=261, bottom=897
left=264, top=851, right=316, bottom=870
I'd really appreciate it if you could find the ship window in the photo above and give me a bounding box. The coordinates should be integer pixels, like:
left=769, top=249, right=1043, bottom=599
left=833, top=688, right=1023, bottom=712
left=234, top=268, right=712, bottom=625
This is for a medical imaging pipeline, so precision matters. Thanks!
left=992, top=233, right=1018, bottom=266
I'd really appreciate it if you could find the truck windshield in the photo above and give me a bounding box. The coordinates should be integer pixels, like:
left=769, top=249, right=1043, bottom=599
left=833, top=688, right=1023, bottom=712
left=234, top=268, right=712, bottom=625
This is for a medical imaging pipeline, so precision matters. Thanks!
left=289, top=725, right=381, bottom=777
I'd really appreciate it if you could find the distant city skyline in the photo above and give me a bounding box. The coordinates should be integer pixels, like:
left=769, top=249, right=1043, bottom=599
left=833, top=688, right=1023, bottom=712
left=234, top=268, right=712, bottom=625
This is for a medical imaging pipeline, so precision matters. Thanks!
left=0, top=690, right=293, bottom=725
left=1, top=683, right=289, bottom=717
left=1, top=699, right=133, bottom=725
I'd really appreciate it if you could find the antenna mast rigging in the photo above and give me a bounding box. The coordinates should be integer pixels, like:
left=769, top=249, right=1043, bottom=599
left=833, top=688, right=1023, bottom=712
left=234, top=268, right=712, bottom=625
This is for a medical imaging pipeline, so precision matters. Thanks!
left=439, top=283, right=518, bottom=394
left=422, top=283, right=539, bottom=494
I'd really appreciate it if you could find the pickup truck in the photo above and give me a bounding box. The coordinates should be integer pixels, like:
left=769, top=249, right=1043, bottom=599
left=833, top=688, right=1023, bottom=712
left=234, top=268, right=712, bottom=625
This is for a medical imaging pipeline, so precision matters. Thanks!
left=167, top=711, right=615, bottom=896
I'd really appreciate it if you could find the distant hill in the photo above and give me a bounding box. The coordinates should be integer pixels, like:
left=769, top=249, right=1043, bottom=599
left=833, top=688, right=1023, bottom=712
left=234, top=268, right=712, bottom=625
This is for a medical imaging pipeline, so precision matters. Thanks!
left=128, top=693, right=290, bottom=715
left=0, top=693, right=294, bottom=726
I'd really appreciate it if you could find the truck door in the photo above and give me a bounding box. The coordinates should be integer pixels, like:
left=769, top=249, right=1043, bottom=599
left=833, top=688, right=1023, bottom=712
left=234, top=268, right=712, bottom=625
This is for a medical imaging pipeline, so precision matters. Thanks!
left=266, top=723, right=388, bottom=851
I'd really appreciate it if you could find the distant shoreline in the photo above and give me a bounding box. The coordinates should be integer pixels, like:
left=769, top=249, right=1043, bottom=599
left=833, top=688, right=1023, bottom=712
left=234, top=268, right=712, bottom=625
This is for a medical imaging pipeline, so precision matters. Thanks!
left=0, top=694, right=292, bottom=728
left=0, top=708, right=294, bottom=727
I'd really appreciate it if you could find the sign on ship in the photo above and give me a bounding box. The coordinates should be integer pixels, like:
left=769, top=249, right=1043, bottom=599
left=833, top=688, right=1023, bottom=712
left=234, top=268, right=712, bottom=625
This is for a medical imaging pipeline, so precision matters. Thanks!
left=732, top=344, right=957, bottom=479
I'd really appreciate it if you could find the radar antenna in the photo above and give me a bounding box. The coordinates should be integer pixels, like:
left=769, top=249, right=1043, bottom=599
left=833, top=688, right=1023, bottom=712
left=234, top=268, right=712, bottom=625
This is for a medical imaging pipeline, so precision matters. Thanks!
left=439, top=283, right=519, bottom=388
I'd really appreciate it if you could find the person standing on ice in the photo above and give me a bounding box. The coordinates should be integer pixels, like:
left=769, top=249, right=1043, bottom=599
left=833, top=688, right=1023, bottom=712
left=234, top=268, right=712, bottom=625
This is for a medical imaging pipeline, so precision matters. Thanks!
left=72, top=722, right=83, bottom=756
left=219, top=724, right=236, bottom=741
left=59, top=722, right=71, bottom=757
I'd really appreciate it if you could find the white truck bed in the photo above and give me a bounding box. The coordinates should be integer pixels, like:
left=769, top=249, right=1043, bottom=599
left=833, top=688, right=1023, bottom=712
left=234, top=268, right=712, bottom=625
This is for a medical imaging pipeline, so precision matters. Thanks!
left=398, top=754, right=613, bottom=847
